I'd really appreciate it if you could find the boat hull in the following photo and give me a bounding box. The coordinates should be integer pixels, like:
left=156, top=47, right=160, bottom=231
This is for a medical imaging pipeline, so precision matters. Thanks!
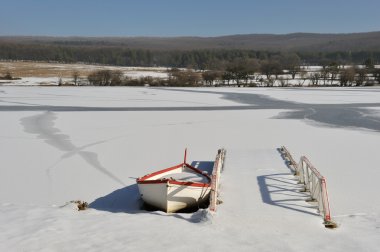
left=136, top=150, right=211, bottom=213
left=137, top=181, right=211, bottom=213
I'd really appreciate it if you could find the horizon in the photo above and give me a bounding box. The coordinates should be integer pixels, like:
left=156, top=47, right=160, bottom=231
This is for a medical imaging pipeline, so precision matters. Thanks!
left=1, top=0, right=380, bottom=37
left=1, top=30, right=380, bottom=39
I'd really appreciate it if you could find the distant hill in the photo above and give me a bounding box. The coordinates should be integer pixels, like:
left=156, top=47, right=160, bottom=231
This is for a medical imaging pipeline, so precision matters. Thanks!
left=1, top=32, right=380, bottom=51
left=1, top=32, right=379, bottom=68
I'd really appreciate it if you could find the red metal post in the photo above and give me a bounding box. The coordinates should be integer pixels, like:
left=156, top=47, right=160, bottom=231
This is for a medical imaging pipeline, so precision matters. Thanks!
left=321, top=177, right=331, bottom=222
left=184, top=148, right=187, bottom=164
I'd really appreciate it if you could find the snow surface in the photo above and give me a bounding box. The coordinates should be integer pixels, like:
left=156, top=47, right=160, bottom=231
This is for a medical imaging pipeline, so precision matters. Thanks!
left=1, top=86, right=380, bottom=251
left=0, top=77, right=67, bottom=86
left=0, top=71, right=167, bottom=86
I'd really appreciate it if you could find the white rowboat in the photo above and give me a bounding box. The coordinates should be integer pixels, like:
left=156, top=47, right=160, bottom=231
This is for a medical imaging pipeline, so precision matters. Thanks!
left=136, top=149, right=211, bottom=213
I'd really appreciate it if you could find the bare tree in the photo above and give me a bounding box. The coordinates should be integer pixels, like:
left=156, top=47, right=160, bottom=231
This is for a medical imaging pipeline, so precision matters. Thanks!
left=260, top=60, right=283, bottom=80
left=202, top=70, right=221, bottom=86
left=258, top=77, right=265, bottom=87
left=110, top=70, right=124, bottom=85
left=58, top=72, right=63, bottom=86
left=373, top=68, right=380, bottom=85
left=168, top=68, right=181, bottom=82
left=328, top=63, right=339, bottom=85
left=1, top=71, right=13, bottom=80
left=297, top=70, right=308, bottom=86
left=283, top=53, right=301, bottom=79
left=339, top=67, right=355, bottom=86
left=320, top=67, right=329, bottom=86
left=244, top=58, right=260, bottom=85
left=72, top=70, right=80, bottom=85
left=266, top=77, right=275, bottom=87
left=225, top=59, right=251, bottom=87
left=222, top=71, right=233, bottom=85
left=355, top=68, right=367, bottom=86
left=310, top=72, right=321, bottom=86
left=169, top=68, right=201, bottom=86
left=87, top=70, right=114, bottom=86
left=185, top=70, right=202, bottom=86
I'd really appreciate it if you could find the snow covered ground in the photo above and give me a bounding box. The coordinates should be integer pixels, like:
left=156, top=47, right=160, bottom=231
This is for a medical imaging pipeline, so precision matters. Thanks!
left=1, top=86, right=380, bottom=251
left=0, top=77, right=69, bottom=86
left=0, top=62, right=169, bottom=87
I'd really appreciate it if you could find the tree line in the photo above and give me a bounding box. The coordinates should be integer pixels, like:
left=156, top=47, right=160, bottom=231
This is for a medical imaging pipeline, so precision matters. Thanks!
left=83, top=59, right=380, bottom=87
left=0, top=42, right=379, bottom=69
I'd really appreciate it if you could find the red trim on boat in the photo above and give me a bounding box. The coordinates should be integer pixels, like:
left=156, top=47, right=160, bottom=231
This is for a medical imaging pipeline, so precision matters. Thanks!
left=136, top=149, right=211, bottom=187
left=137, top=178, right=210, bottom=188
left=137, top=163, right=211, bottom=182
left=137, top=179, right=170, bottom=184
left=169, top=180, right=210, bottom=187
left=136, top=163, right=183, bottom=182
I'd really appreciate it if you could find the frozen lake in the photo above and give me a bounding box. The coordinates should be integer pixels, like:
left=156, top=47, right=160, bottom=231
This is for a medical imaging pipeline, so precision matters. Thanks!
left=1, top=86, right=380, bottom=251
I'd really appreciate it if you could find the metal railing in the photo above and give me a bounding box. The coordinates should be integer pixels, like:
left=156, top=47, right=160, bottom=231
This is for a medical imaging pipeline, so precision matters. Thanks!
left=280, top=146, right=299, bottom=175
left=280, top=146, right=337, bottom=228
left=209, top=148, right=226, bottom=212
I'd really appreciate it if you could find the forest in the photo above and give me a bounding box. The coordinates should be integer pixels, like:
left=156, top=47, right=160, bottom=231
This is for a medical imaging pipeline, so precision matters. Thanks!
left=1, top=35, right=380, bottom=87
left=1, top=34, right=380, bottom=69
left=1, top=43, right=379, bottom=69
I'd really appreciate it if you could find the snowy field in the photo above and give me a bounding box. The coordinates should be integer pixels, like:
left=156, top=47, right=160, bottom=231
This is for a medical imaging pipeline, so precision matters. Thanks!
left=1, top=86, right=380, bottom=251
left=0, top=61, right=169, bottom=86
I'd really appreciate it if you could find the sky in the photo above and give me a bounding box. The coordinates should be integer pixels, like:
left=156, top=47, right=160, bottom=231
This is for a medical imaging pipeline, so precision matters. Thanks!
left=0, top=0, right=379, bottom=37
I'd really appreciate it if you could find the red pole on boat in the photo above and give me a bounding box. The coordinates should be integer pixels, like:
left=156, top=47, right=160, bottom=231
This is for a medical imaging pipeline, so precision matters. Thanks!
left=184, top=148, right=187, bottom=164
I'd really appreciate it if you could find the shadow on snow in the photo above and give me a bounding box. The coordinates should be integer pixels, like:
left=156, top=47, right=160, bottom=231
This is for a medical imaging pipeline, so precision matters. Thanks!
left=257, top=173, right=320, bottom=217
left=89, top=161, right=214, bottom=223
